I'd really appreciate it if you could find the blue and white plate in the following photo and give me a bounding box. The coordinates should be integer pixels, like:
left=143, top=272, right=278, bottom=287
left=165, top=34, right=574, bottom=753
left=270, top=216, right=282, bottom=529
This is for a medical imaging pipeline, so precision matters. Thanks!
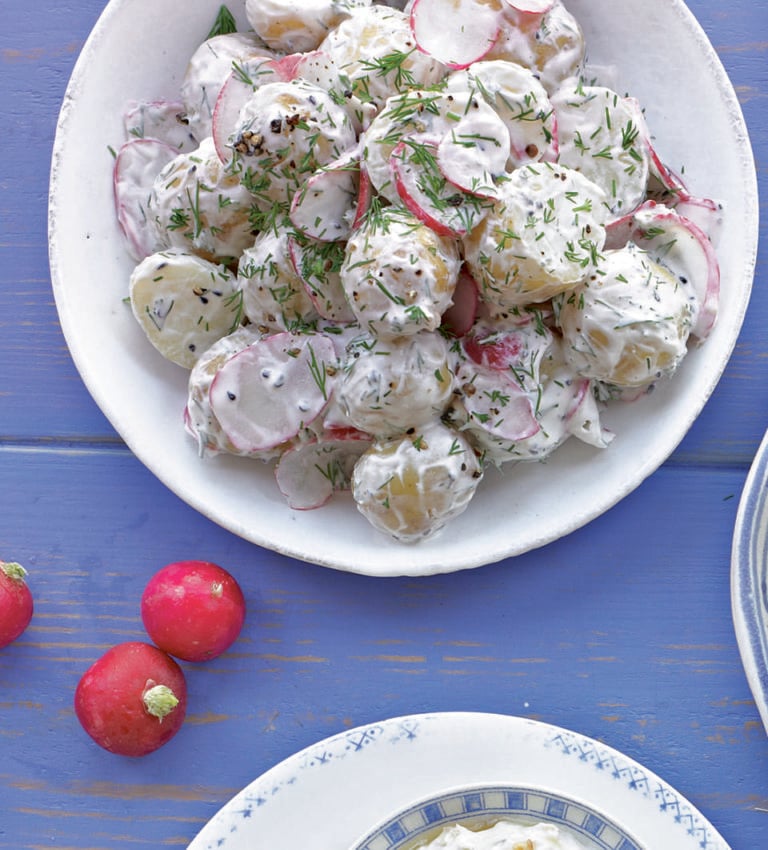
left=186, top=712, right=730, bottom=850
left=350, top=784, right=640, bottom=850
left=732, top=429, right=768, bottom=734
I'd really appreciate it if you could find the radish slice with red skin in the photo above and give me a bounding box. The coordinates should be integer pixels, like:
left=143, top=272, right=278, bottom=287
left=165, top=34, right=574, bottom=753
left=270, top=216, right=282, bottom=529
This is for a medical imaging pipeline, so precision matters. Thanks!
left=113, top=138, right=178, bottom=261
left=673, top=193, right=725, bottom=247
left=275, top=434, right=372, bottom=510
left=391, top=137, right=491, bottom=238
left=436, top=106, right=510, bottom=198
left=209, top=332, right=338, bottom=453
left=269, top=52, right=305, bottom=81
left=609, top=201, right=719, bottom=341
left=442, top=267, right=479, bottom=337
left=450, top=61, right=559, bottom=167
left=352, top=164, right=373, bottom=230
left=630, top=204, right=720, bottom=342
left=410, top=0, right=502, bottom=70
left=289, top=149, right=360, bottom=242
left=645, top=140, right=688, bottom=198
left=604, top=208, right=636, bottom=250
left=457, top=363, right=540, bottom=442
left=211, top=58, right=280, bottom=163
left=565, top=377, right=614, bottom=448
left=463, top=328, right=531, bottom=371
left=288, top=236, right=356, bottom=323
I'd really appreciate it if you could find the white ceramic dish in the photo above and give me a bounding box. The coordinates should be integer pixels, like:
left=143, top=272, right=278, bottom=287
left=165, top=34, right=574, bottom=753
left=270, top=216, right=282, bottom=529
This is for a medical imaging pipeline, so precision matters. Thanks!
left=185, top=711, right=731, bottom=850
left=731, top=429, right=768, bottom=735
left=49, top=0, right=758, bottom=576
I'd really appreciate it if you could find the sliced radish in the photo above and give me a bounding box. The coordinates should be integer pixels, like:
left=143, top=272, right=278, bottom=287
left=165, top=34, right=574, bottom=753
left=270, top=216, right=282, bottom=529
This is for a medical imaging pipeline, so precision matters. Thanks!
left=464, top=328, right=529, bottom=371
left=442, top=267, right=479, bottom=336
left=209, top=331, right=338, bottom=453
left=673, top=192, right=725, bottom=247
left=457, top=363, right=540, bottom=442
left=211, top=58, right=281, bottom=163
left=289, top=149, right=360, bottom=242
left=646, top=140, right=688, bottom=198
left=410, top=0, right=502, bottom=69
left=113, top=138, right=178, bottom=261
left=391, top=136, right=490, bottom=238
left=288, top=236, right=356, bottom=323
left=436, top=105, right=510, bottom=198
left=293, top=50, right=341, bottom=92
left=269, top=52, right=305, bottom=81
left=565, top=377, right=615, bottom=448
left=604, top=207, right=636, bottom=250
left=275, top=434, right=371, bottom=510
left=123, top=99, right=197, bottom=151
left=352, top=163, right=373, bottom=230
left=631, top=203, right=720, bottom=342
left=453, top=61, right=559, bottom=166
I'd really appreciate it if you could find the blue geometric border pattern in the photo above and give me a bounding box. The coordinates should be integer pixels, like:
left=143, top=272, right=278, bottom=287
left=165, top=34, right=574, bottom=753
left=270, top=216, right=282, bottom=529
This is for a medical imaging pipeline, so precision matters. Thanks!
left=352, top=786, right=642, bottom=850
left=545, top=730, right=719, bottom=850
left=202, top=719, right=424, bottom=847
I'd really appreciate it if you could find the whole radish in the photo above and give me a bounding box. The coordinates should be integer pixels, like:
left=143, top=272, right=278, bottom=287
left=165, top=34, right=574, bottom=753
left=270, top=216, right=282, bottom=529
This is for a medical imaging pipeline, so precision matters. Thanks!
left=141, top=560, right=246, bottom=662
left=75, top=641, right=187, bottom=757
left=0, top=561, right=33, bottom=649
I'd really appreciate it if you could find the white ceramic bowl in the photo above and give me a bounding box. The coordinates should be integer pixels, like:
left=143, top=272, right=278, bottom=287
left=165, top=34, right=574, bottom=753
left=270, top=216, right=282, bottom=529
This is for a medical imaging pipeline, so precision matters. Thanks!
left=348, top=784, right=638, bottom=850
left=49, top=0, right=758, bottom=576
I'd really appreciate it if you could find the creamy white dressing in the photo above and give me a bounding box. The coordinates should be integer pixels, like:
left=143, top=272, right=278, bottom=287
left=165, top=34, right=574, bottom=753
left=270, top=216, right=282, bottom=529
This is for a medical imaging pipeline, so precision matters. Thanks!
left=413, top=821, right=590, bottom=850
left=558, top=242, right=694, bottom=388
left=149, top=136, right=256, bottom=263
left=114, top=0, right=721, bottom=542
left=340, top=206, right=461, bottom=337
left=180, top=32, right=272, bottom=140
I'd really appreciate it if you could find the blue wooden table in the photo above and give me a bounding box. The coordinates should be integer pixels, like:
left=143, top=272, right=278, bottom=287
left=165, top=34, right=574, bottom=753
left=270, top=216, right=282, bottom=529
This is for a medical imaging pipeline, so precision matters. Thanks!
left=2, top=2, right=767, bottom=848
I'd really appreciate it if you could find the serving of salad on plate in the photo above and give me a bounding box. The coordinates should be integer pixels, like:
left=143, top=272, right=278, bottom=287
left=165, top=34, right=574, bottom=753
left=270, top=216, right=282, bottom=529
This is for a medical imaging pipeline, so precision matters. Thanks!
left=109, top=0, right=723, bottom=546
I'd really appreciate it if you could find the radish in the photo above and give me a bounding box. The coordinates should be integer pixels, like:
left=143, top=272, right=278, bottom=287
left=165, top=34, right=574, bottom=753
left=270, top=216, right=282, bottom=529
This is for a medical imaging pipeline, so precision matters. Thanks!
left=457, top=361, right=540, bottom=442
left=141, top=561, right=246, bottom=662
left=442, top=267, right=479, bottom=337
left=450, top=61, right=559, bottom=166
left=672, top=192, right=725, bottom=247
left=436, top=105, right=510, bottom=197
left=352, top=163, right=373, bottom=230
left=391, top=136, right=490, bottom=238
left=211, top=58, right=281, bottom=163
left=630, top=203, right=720, bottom=342
left=123, top=99, right=197, bottom=151
left=209, top=331, right=338, bottom=452
left=289, top=149, right=361, bottom=242
left=410, top=0, right=502, bottom=69
left=74, top=642, right=187, bottom=757
left=564, top=377, right=614, bottom=448
left=288, top=236, right=356, bottom=322
left=113, top=138, right=177, bottom=260
left=275, top=435, right=371, bottom=509
left=0, top=561, right=33, bottom=649
left=551, top=85, right=650, bottom=219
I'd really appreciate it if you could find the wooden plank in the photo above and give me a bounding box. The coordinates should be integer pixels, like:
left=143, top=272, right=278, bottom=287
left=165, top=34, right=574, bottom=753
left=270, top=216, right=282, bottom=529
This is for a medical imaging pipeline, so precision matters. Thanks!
left=0, top=449, right=766, bottom=847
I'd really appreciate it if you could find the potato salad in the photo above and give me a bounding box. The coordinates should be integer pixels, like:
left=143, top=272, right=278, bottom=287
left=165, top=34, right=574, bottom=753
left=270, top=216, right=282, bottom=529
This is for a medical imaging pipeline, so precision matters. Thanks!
left=113, top=0, right=722, bottom=543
